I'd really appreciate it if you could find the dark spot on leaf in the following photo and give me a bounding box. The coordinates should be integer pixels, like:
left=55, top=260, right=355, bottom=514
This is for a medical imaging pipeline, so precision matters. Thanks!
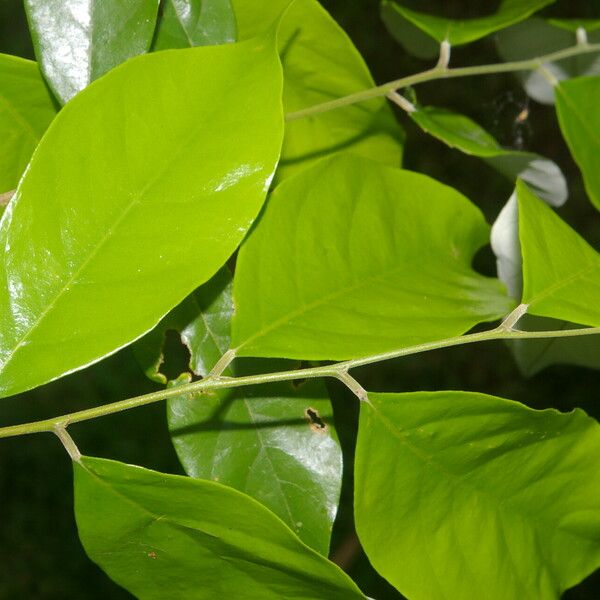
left=305, top=407, right=327, bottom=433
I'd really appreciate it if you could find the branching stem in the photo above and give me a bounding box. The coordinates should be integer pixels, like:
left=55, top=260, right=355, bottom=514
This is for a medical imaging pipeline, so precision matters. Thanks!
left=1, top=323, right=599, bottom=440
left=285, top=42, right=600, bottom=122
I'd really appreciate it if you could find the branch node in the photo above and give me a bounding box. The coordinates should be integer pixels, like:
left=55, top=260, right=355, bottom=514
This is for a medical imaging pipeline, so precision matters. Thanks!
left=499, top=303, right=529, bottom=331
left=336, top=370, right=369, bottom=402
left=386, top=91, right=416, bottom=113
left=576, top=27, right=588, bottom=46
left=436, top=40, right=451, bottom=70
left=53, top=425, right=81, bottom=462
left=208, top=349, right=236, bottom=378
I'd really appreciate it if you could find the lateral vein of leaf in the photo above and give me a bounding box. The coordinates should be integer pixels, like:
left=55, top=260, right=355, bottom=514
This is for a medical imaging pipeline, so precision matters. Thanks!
left=2, top=325, right=600, bottom=439
left=0, top=91, right=40, bottom=143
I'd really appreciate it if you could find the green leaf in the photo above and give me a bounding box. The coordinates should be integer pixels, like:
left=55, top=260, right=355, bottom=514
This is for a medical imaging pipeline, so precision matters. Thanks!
left=232, top=0, right=404, bottom=182
left=229, top=0, right=290, bottom=39
left=232, top=155, right=515, bottom=361
left=380, top=0, right=554, bottom=47
left=555, top=77, right=600, bottom=211
left=152, top=0, right=236, bottom=51
left=496, top=19, right=600, bottom=105
left=74, top=456, right=365, bottom=599
left=169, top=370, right=342, bottom=556
left=161, top=268, right=342, bottom=554
left=411, top=106, right=567, bottom=206
left=0, top=36, right=284, bottom=399
left=547, top=18, right=600, bottom=33
left=24, top=0, right=160, bottom=103
left=0, top=54, right=56, bottom=195
left=517, top=180, right=600, bottom=326
left=355, top=391, right=600, bottom=599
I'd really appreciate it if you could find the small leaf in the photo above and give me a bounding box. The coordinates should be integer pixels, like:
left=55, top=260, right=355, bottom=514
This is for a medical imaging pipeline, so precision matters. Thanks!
left=74, top=456, right=365, bottom=599
left=0, top=54, right=57, bottom=196
left=411, top=106, right=567, bottom=206
left=232, top=0, right=404, bottom=182
left=496, top=19, right=600, bottom=105
left=0, top=36, right=284, bottom=398
left=232, top=154, right=515, bottom=361
left=355, top=391, right=600, bottom=599
left=152, top=0, right=236, bottom=50
left=24, top=0, right=161, bottom=103
left=555, top=76, right=600, bottom=211
left=518, top=181, right=600, bottom=326
left=380, top=0, right=554, bottom=47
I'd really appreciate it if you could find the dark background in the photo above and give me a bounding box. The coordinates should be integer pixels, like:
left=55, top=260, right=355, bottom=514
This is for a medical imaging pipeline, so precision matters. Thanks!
left=0, top=1, right=598, bottom=598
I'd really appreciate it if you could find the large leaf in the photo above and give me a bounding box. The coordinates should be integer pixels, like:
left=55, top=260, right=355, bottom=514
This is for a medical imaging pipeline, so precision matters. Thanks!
left=411, top=106, right=567, bottom=206
left=74, top=456, right=365, bottom=599
left=152, top=0, right=236, bottom=50
left=555, top=77, right=600, bottom=211
left=496, top=19, right=600, bottom=105
left=0, top=36, right=284, bottom=399
left=232, top=155, right=514, bottom=361
left=24, top=0, right=160, bottom=103
left=380, top=0, right=554, bottom=48
left=136, top=268, right=343, bottom=554
left=518, top=181, right=600, bottom=327
left=0, top=54, right=56, bottom=195
left=355, top=391, right=600, bottom=599
left=233, top=0, right=404, bottom=182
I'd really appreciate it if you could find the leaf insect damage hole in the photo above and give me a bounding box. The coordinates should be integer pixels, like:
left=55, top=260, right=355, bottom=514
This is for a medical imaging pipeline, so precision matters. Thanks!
left=304, top=407, right=327, bottom=433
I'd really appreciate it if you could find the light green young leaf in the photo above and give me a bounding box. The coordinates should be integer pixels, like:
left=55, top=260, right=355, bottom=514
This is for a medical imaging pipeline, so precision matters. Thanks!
left=232, top=155, right=514, bottom=361
left=24, top=0, right=160, bottom=103
left=74, top=456, right=365, bottom=599
left=496, top=19, right=600, bottom=105
left=0, top=54, right=56, bottom=196
left=411, top=106, right=567, bottom=206
left=555, top=77, right=600, bottom=211
left=135, top=267, right=343, bottom=554
left=232, top=0, right=404, bottom=182
left=0, top=36, right=283, bottom=399
left=355, top=391, right=600, bottom=599
left=518, top=181, right=600, bottom=326
left=380, top=0, right=554, bottom=47
left=152, top=0, right=236, bottom=50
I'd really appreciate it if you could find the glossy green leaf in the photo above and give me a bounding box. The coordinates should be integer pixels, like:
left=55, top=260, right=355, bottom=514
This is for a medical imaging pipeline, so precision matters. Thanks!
left=355, top=391, right=600, bottom=599
left=152, top=0, right=236, bottom=51
left=0, top=36, right=284, bottom=399
left=411, top=106, right=567, bottom=206
left=518, top=180, right=600, bottom=326
left=547, top=18, right=600, bottom=33
left=169, top=371, right=342, bottom=555
left=232, top=155, right=514, bottom=361
left=24, top=0, right=160, bottom=103
left=496, top=19, right=600, bottom=105
left=74, top=456, right=365, bottom=599
left=555, top=77, right=600, bottom=211
left=232, top=0, right=404, bottom=182
left=0, top=54, right=56, bottom=195
left=380, top=0, right=554, bottom=47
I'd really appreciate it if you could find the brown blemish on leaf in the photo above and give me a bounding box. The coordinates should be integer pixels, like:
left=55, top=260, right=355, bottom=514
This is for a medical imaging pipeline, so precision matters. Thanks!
left=147, top=551, right=157, bottom=559
left=304, top=407, right=327, bottom=433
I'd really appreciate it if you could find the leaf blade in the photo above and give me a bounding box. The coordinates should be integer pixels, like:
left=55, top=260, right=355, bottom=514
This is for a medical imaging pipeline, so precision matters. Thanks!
left=355, top=391, right=600, bottom=599
left=0, top=37, right=283, bottom=398
left=74, top=456, right=365, bottom=599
